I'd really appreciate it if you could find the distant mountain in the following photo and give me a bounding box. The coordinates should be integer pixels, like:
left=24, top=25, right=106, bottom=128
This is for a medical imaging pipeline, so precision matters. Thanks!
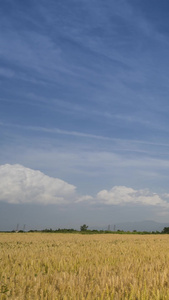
left=111, top=220, right=169, bottom=232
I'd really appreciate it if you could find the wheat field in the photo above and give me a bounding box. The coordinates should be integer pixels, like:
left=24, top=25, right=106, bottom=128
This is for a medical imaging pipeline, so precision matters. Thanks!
left=0, top=233, right=169, bottom=299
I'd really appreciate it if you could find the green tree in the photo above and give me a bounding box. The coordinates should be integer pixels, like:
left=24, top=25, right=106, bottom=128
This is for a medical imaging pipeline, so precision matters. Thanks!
left=161, top=227, right=169, bottom=234
left=80, top=224, right=88, bottom=231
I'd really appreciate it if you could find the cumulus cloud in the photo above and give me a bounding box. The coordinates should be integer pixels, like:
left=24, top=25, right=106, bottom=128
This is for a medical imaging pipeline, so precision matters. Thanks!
left=76, top=195, right=94, bottom=203
left=0, top=164, right=76, bottom=204
left=1, top=164, right=169, bottom=209
left=96, top=186, right=169, bottom=207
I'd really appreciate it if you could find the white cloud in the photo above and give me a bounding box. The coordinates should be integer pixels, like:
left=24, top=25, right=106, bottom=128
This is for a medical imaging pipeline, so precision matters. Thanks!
left=1, top=164, right=169, bottom=210
left=96, top=186, right=169, bottom=207
left=0, top=164, right=76, bottom=204
left=76, top=195, right=94, bottom=203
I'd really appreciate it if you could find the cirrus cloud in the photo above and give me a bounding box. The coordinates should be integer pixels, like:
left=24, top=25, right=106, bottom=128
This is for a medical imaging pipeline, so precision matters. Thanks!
left=0, top=164, right=76, bottom=204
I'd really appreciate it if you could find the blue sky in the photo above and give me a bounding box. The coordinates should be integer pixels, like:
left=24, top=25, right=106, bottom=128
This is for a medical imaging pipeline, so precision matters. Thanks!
left=1, top=0, right=169, bottom=230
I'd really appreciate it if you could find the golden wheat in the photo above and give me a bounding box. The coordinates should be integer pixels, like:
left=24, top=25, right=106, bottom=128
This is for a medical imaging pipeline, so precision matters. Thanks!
left=0, top=233, right=169, bottom=299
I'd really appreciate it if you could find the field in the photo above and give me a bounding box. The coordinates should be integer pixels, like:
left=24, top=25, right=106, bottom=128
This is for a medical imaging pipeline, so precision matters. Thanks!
left=1, top=233, right=169, bottom=299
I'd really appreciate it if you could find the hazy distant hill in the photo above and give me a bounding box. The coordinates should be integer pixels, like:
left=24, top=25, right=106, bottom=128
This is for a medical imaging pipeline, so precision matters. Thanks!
left=111, top=220, right=169, bottom=232
left=91, top=220, right=169, bottom=232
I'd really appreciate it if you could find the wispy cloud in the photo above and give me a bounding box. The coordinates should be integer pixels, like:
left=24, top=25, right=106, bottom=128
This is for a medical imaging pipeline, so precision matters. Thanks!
left=1, top=121, right=169, bottom=148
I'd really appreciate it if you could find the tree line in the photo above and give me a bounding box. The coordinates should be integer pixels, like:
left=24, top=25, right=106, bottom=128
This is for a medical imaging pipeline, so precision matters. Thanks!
left=4, top=225, right=169, bottom=234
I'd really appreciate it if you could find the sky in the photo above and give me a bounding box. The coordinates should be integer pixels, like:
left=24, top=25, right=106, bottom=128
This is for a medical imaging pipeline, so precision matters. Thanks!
left=1, top=0, right=169, bottom=230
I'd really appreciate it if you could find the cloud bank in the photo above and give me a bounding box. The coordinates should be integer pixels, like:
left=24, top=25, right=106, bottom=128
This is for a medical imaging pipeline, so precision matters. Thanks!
left=0, top=164, right=76, bottom=204
left=97, top=186, right=169, bottom=207
left=0, top=164, right=169, bottom=208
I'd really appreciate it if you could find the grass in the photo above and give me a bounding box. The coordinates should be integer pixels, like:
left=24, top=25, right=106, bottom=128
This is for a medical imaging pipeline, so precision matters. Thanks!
left=0, top=233, right=169, bottom=299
